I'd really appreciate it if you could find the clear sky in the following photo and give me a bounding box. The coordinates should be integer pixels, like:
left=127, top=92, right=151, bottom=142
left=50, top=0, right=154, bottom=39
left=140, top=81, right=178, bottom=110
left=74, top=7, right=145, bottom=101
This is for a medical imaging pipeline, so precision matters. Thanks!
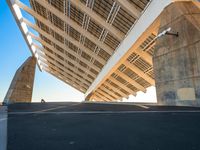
left=0, top=0, right=157, bottom=103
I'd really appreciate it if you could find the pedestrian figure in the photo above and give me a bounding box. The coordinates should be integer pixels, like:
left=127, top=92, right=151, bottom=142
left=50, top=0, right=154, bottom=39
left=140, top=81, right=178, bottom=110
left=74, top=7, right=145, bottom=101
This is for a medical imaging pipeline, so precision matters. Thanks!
left=41, top=99, right=45, bottom=103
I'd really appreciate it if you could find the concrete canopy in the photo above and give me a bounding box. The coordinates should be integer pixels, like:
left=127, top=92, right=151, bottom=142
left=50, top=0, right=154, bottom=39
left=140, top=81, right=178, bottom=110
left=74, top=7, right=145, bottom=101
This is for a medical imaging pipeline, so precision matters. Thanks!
left=7, top=0, right=198, bottom=102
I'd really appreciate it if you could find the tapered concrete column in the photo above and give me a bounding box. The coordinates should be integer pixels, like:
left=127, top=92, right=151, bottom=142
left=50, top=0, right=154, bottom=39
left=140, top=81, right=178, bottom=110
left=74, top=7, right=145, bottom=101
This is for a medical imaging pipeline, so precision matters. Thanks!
left=153, top=1, right=200, bottom=106
left=3, top=56, right=36, bottom=104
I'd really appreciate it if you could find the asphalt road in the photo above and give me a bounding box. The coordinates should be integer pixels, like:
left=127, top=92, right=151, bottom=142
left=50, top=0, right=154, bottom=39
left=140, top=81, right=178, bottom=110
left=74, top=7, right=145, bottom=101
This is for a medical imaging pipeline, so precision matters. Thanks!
left=6, top=102, right=200, bottom=150
left=0, top=106, right=7, bottom=150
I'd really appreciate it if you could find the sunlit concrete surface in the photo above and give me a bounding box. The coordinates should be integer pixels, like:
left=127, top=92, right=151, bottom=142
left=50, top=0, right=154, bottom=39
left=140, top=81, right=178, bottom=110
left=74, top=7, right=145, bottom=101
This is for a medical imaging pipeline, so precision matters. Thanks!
left=0, top=106, right=7, bottom=150
left=4, top=57, right=36, bottom=104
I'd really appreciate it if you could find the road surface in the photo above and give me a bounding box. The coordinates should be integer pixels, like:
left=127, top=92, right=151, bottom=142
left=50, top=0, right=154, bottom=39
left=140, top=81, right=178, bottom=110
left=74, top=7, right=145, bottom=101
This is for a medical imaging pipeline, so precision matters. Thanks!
left=6, top=102, right=200, bottom=150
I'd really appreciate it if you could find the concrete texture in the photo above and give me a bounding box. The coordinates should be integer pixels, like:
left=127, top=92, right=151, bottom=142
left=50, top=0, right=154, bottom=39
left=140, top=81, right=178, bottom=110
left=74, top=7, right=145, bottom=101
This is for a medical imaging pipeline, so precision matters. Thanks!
left=153, top=1, right=200, bottom=106
left=7, top=102, right=200, bottom=150
left=4, top=57, right=36, bottom=104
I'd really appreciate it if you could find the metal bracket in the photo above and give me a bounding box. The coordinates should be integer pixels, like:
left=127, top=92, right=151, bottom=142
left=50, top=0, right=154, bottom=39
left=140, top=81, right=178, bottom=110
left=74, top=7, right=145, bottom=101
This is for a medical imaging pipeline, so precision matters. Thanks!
left=165, top=31, right=179, bottom=37
left=157, top=27, right=179, bottom=39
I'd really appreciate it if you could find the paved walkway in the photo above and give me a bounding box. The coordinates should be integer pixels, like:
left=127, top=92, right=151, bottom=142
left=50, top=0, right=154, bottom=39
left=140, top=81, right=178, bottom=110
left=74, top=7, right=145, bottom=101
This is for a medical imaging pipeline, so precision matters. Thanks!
left=7, top=103, right=200, bottom=150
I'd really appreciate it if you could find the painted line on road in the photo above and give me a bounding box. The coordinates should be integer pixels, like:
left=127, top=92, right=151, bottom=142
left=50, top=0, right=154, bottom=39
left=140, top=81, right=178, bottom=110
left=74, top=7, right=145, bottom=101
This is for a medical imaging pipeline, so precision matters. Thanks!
left=0, top=118, right=7, bottom=122
left=134, top=104, right=149, bottom=109
left=33, top=106, right=67, bottom=113
left=8, top=110, right=200, bottom=115
left=30, top=103, right=82, bottom=113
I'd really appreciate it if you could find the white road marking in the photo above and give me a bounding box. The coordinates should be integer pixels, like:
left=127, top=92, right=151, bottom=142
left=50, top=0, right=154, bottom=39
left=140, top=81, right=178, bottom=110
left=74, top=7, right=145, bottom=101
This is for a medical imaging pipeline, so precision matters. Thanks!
left=134, top=104, right=149, bottom=109
left=30, top=103, right=81, bottom=113
left=8, top=110, right=200, bottom=115
left=33, top=106, right=66, bottom=113
left=0, top=118, right=7, bottom=122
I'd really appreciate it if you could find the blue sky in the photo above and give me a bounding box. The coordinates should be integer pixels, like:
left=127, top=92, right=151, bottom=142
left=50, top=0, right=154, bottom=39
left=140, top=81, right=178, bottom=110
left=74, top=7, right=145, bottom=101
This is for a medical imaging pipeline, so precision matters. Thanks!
left=0, top=0, right=156, bottom=103
left=0, top=0, right=84, bottom=102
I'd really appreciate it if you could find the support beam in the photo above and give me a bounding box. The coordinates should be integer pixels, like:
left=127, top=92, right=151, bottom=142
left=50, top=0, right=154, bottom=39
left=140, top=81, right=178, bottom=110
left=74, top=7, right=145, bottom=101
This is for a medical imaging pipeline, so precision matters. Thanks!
left=193, top=1, right=200, bottom=9
left=115, top=0, right=141, bottom=18
left=85, top=0, right=172, bottom=97
left=94, top=93, right=110, bottom=102
left=92, top=95, right=104, bottom=102
left=134, top=49, right=153, bottom=65
left=115, top=70, right=146, bottom=92
left=38, top=50, right=94, bottom=84
left=23, top=18, right=106, bottom=65
left=6, top=0, right=42, bottom=70
left=103, top=81, right=129, bottom=98
left=96, top=90, right=112, bottom=101
left=4, top=57, right=36, bottom=104
left=44, top=68, right=86, bottom=93
left=35, top=43, right=96, bottom=80
left=45, top=68, right=87, bottom=92
left=70, top=0, right=124, bottom=41
left=100, top=86, right=122, bottom=100
left=39, top=58, right=93, bottom=87
left=95, top=92, right=111, bottom=101
left=42, top=66, right=87, bottom=92
left=98, top=88, right=116, bottom=100
left=109, top=76, right=136, bottom=96
left=29, top=32, right=101, bottom=73
left=43, top=63, right=89, bottom=89
left=123, top=61, right=155, bottom=85
left=16, top=0, right=113, bottom=55
left=99, top=86, right=121, bottom=100
left=36, top=44, right=96, bottom=80
left=84, top=91, right=94, bottom=101
left=33, top=41, right=97, bottom=79
left=38, top=53, right=93, bottom=87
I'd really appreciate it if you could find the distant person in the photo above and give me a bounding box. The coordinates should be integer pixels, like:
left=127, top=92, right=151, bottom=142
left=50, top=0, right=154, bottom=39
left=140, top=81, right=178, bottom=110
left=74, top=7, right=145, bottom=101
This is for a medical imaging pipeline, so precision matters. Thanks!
left=2, top=101, right=7, bottom=106
left=41, top=99, right=46, bottom=103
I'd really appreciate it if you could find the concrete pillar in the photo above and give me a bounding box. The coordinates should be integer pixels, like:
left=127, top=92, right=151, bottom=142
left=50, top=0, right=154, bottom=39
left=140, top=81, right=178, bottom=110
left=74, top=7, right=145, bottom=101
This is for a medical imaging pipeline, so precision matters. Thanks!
left=153, top=1, right=200, bottom=106
left=3, top=56, right=36, bottom=104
